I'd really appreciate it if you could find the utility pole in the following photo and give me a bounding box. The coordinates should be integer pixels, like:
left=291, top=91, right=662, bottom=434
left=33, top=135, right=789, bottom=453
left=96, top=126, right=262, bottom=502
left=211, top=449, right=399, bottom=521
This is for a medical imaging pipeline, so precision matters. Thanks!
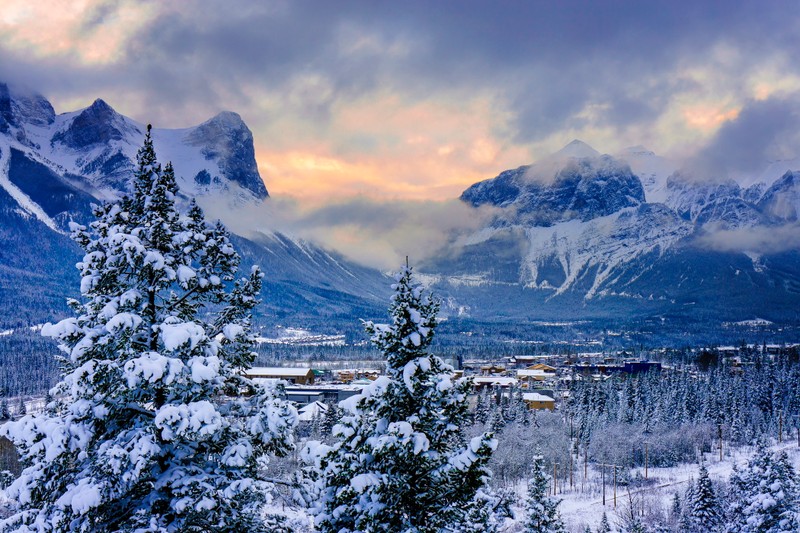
left=601, top=463, right=606, bottom=506
left=569, top=450, right=573, bottom=489
left=644, top=442, right=648, bottom=480
left=553, top=463, right=558, bottom=495
left=584, top=447, right=588, bottom=480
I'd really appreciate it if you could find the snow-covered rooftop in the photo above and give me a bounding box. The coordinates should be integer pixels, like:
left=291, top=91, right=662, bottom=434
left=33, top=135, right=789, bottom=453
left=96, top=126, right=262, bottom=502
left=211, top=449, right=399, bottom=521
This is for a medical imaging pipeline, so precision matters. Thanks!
left=523, top=392, right=554, bottom=402
left=472, top=376, right=517, bottom=386
left=246, top=367, right=313, bottom=377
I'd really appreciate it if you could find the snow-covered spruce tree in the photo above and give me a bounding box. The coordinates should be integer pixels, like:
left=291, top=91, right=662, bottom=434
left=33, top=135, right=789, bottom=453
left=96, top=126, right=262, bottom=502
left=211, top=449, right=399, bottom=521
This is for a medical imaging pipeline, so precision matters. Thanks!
left=15, top=397, right=26, bottom=418
left=311, top=265, right=496, bottom=532
left=726, top=444, right=800, bottom=532
left=0, top=126, right=297, bottom=532
left=524, top=454, right=565, bottom=533
left=596, top=512, right=611, bottom=533
left=687, top=464, right=722, bottom=532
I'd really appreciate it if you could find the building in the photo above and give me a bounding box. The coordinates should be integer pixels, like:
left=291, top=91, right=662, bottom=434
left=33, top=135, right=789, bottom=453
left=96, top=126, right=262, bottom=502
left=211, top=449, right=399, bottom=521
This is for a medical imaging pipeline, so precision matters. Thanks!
left=471, top=376, right=517, bottom=391
left=571, top=361, right=661, bottom=377
left=516, top=369, right=554, bottom=385
left=284, top=384, right=365, bottom=405
left=479, top=364, right=506, bottom=375
left=245, top=367, right=316, bottom=385
left=522, top=392, right=556, bottom=411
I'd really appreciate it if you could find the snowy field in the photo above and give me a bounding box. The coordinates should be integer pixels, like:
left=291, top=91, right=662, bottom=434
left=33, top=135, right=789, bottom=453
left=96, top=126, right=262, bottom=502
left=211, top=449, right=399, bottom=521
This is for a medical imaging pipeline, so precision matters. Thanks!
left=539, top=442, right=800, bottom=532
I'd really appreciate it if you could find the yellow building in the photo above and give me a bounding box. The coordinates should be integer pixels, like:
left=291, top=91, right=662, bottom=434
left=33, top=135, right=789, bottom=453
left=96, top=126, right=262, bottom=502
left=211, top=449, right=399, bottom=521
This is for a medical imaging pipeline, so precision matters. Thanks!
left=522, top=392, right=555, bottom=411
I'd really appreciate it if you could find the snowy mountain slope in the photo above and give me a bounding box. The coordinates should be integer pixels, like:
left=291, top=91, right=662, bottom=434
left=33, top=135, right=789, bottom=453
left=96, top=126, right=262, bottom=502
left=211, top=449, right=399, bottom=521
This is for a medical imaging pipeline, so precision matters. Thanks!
left=423, top=140, right=800, bottom=322
left=664, top=173, right=743, bottom=222
left=758, top=170, right=800, bottom=221
left=520, top=204, right=691, bottom=298
left=617, top=145, right=677, bottom=204
left=7, top=85, right=267, bottom=204
left=0, top=82, right=390, bottom=329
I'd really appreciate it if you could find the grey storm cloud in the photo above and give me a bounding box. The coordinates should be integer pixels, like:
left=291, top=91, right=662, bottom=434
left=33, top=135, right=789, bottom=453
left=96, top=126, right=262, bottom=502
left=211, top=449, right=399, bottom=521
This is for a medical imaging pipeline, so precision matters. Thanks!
left=687, top=94, right=800, bottom=180
left=3, top=0, right=800, bottom=142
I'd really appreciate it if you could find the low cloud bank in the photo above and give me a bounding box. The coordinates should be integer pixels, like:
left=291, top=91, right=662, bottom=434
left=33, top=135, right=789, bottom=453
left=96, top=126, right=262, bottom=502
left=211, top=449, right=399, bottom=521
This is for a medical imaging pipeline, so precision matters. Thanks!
left=695, top=222, right=800, bottom=255
left=200, top=196, right=497, bottom=270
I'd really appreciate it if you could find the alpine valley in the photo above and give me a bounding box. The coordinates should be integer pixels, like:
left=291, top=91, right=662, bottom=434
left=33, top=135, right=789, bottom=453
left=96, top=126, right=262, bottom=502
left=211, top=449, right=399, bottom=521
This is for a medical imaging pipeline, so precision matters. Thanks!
left=1, top=82, right=799, bottom=345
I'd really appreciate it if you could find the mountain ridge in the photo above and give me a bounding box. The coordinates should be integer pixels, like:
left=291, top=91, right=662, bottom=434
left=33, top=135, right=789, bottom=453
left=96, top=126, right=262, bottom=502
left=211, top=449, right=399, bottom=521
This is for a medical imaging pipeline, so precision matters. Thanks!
left=0, top=82, right=391, bottom=330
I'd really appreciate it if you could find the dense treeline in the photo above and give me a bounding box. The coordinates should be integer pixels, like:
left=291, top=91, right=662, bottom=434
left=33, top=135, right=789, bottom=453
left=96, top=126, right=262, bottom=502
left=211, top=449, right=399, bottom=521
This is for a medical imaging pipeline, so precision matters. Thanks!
left=565, top=354, right=800, bottom=466
left=0, top=330, right=59, bottom=398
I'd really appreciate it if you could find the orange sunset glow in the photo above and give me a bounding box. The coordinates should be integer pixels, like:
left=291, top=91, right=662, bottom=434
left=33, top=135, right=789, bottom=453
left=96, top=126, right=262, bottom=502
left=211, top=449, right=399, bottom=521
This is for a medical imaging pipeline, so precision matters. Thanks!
left=3, top=0, right=800, bottom=204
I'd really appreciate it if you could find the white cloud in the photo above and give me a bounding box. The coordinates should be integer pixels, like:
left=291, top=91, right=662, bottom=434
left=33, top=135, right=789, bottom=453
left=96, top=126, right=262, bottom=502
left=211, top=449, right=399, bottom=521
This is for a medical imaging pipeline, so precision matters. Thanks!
left=199, top=196, right=499, bottom=270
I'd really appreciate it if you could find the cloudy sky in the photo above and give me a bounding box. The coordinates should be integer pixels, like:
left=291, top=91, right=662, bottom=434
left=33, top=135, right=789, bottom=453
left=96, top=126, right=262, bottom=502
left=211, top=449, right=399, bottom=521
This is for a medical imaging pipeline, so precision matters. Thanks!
left=3, top=1, right=800, bottom=267
left=3, top=0, right=800, bottom=205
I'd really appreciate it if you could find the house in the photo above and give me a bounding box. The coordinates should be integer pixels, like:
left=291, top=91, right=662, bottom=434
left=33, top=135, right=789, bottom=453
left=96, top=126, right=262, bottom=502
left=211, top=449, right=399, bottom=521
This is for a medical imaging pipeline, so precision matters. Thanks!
left=297, top=401, right=329, bottom=422
left=245, top=367, right=315, bottom=385
left=522, top=392, right=556, bottom=411
left=335, top=370, right=356, bottom=382
left=471, top=376, right=517, bottom=391
left=479, top=364, right=506, bottom=375
left=571, top=361, right=661, bottom=377
left=527, top=363, right=557, bottom=372
left=284, top=384, right=365, bottom=405
left=516, top=369, right=553, bottom=384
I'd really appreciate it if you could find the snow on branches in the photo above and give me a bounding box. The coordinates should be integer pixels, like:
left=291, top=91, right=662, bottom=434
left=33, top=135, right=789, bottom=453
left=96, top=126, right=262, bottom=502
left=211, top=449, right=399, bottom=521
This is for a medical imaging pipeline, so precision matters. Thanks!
left=1, top=126, right=297, bottom=532
left=304, top=265, right=496, bottom=533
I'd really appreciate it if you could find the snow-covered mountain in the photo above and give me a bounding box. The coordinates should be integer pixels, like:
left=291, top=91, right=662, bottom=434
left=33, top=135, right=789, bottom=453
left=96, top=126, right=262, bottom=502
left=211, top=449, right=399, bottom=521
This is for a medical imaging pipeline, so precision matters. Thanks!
left=3, top=79, right=800, bottom=334
left=422, top=140, right=800, bottom=323
left=0, top=82, right=389, bottom=329
left=461, top=148, right=645, bottom=226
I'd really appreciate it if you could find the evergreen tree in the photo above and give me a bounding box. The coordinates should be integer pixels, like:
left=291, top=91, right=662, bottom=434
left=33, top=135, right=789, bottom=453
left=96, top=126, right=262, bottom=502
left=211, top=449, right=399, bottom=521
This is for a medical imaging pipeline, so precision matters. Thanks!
left=0, top=399, right=9, bottom=421
left=455, top=488, right=509, bottom=533
left=524, top=454, right=565, bottom=533
left=320, top=399, right=340, bottom=439
left=597, top=512, right=611, bottom=533
left=670, top=490, right=683, bottom=528
left=0, top=127, right=297, bottom=532
left=311, top=265, right=496, bottom=532
left=727, top=445, right=800, bottom=532
left=687, top=464, right=722, bottom=532
left=474, top=387, right=492, bottom=425
left=15, top=396, right=25, bottom=417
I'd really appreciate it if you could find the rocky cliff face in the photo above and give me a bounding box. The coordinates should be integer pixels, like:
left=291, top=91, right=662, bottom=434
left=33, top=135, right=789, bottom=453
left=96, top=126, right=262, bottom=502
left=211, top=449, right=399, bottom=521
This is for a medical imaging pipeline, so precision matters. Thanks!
left=422, top=140, right=800, bottom=322
left=758, top=171, right=800, bottom=222
left=0, top=86, right=270, bottom=202
left=461, top=152, right=645, bottom=226
left=186, top=111, right=267, bottom=199
left=52, top=99, right=142, bottom=150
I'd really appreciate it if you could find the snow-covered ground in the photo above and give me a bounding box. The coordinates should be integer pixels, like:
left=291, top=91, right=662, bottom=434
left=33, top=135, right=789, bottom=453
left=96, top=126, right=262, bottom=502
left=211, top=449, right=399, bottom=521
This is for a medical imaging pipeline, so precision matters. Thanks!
left=254, top=326, right=346, bottom=346
left=539, top=442, right=800, bottom=532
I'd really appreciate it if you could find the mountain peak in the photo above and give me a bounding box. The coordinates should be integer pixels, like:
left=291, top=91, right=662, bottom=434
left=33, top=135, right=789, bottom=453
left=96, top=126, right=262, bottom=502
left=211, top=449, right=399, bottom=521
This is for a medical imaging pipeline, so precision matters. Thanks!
left=554, top=139, right=600, bottom=159
left=187, top=111, right=267, bottom=199
left=623, top=145, right=655, bottom=156
left=212, top=110, right=244, bottom=124
left=0, top=81, right=55, bottom=130
left=52, top=97, right=139, bottom=150
left=88, top=98, right=115, bottom=114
